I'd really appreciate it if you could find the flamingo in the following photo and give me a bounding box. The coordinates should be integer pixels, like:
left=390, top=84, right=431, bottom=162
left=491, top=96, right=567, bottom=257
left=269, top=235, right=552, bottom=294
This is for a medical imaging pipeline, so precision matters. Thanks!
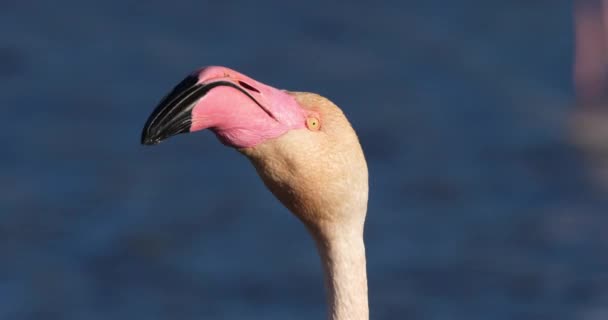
left=571, top=0, right=608, bottom=189
left=141, top=66, right=369, bottom=320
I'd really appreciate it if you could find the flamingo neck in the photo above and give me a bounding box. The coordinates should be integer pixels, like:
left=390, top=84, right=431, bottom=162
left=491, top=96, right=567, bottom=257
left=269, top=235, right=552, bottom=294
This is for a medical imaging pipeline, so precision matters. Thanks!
left=313, top=224, right=369, bottom=320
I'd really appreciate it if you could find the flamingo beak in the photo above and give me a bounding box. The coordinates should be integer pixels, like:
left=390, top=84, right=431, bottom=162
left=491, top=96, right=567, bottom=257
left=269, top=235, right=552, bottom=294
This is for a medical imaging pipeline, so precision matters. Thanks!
left=141, top=74, right=200, bottom=145
left=141, top=74, right=266, bottom=145
left=141, top=66, right=307, bottom=148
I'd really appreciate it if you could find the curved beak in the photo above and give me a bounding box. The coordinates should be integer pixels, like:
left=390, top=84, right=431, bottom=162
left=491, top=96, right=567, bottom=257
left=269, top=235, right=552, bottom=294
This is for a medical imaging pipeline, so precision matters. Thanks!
left=141, top=66, right=307, bottom=148
left=140, top=73, right=268, bottom=146
left=141, top=74, right=200, bottom=145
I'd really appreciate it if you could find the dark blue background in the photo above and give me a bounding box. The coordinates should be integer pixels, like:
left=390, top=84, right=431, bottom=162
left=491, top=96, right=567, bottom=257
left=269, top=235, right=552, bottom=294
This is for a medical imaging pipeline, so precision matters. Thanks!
left=2, top=1, right=607, bottom=319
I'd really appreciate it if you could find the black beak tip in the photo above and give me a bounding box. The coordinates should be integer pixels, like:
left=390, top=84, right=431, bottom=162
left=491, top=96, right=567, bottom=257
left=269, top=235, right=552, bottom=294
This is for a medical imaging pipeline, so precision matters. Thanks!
left=140, top=122, right=191, bottom=146
left=140, top=74, right=202, bottom=147
left=140, top=124, right=160, bottom=145
left=141, top=136, right=160, bottom=146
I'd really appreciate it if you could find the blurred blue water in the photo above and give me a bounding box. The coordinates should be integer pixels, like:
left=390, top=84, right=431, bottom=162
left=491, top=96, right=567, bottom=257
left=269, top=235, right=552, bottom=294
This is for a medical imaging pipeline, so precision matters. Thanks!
left=1, top=1, right=607, bottom=319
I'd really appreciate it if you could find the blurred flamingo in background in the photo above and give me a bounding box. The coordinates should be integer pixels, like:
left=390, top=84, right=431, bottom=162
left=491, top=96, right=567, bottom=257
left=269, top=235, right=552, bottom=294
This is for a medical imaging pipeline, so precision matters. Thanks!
left=141, top=66, right=370, bottom=320
left=573, top=0, right=608, bottom=104
left=571, top=0, right=608, bottom=189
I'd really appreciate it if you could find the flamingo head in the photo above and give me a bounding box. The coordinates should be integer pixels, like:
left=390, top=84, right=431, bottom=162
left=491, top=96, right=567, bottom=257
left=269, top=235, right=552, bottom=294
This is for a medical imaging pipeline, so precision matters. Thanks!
left=141, top=66, right=368, bottom=233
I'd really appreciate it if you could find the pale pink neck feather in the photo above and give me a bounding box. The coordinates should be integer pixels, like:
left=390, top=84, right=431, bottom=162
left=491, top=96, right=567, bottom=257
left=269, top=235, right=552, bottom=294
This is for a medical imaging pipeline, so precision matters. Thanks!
left=313, top=224, right=369, bottom=320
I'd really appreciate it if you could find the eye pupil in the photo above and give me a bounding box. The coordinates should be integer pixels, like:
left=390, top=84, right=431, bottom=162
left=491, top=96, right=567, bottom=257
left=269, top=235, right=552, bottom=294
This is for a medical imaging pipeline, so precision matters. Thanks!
left=306, top=117, right=320, bottom=131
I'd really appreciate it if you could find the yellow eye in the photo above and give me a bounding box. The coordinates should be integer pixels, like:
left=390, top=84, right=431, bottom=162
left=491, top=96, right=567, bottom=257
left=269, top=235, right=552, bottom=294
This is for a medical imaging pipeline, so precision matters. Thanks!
left=306, top=117, right=321, bottom=131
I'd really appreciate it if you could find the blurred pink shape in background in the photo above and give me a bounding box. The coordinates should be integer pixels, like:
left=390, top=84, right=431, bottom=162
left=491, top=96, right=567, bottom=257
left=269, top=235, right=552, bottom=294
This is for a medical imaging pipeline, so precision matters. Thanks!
left=574, top=0, right=608, bottom=105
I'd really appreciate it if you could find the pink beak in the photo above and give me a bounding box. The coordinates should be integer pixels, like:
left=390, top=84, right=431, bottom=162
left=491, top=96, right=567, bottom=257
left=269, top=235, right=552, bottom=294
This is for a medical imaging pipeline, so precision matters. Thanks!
left=141, top=66, right=305, bottom=148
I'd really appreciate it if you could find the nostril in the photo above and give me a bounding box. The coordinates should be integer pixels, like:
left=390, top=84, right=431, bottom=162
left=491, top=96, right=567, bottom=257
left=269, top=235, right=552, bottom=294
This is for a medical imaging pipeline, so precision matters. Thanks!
left=238, top=81, right=261, bottom=93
